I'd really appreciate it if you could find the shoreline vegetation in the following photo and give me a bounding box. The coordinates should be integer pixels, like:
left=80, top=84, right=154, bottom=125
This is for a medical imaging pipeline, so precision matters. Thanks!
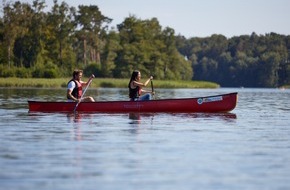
left=0, top=77, right=219, bottom=89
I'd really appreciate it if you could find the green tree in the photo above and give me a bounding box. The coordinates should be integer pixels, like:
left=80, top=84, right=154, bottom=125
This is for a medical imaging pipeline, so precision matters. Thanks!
left=46, top=0, right=76, bottom=71
left=75, top=5, right=112, bottom=66
left=116, top=16, right=192, bottom=80
left=12, top=0, right=47, bottom=68
left=101, top=30, right=121, bottom=77
left=257, top=52, right=281, bottom=87
left=2, top=1, right=31, bottom=68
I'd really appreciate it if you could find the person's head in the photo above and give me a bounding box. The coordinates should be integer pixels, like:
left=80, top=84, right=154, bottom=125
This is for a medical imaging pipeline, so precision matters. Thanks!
left=130, top=70, right=141, bottom=81
left=72, top=69, right=83, bottom=80
left=128, top=70, right=141, bottom=88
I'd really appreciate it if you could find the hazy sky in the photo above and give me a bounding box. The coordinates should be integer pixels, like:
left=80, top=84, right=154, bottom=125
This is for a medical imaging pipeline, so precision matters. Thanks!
left=14, top=0, right=290, bottom=38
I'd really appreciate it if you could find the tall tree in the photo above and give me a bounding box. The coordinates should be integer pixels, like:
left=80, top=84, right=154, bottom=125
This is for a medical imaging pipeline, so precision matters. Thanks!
left=116, top=16, right=192, bottom=79
left=75, top=5, right=112, bottom=65
left=101, top=30, right=120, bottom=77
left=13, top=0, right=47, bottom=68
left=2, top=1, right=31, bottom=68
left=46, top=0, right=75, bottom=67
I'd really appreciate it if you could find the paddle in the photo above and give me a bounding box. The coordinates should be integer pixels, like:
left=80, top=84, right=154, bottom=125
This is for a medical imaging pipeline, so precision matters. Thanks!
left=151, top=79, right=155, bottom=99
left=73, top=78, right=93, bottom=112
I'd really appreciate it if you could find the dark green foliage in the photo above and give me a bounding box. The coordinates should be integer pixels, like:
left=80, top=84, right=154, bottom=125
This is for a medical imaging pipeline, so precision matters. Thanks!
left=0, top=65, right=14, bottom=77
left=31, top=67, right=43, bottom=78
left=15, top=67, right=32, bottom=78
left=31, top=62, right=59, bottom=78
left=83, top=63, right=101, bottom=77
left=176, top=33, right=290, bottom=87
left=43, top=69, right=58, bottom=78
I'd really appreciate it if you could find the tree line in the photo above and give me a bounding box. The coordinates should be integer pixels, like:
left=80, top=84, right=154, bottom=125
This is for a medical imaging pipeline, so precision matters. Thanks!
left=176, top=33, right=290, bottom=87
left=0, top=0, right=289, bottom=87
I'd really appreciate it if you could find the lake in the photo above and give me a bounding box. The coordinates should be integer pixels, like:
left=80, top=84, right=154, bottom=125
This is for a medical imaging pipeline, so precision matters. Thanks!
left=0, top=87, right=290, bottom=190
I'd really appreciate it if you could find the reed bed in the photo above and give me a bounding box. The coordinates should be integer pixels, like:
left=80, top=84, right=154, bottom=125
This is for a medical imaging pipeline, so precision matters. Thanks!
left=0, top=77, right=219, bottom=89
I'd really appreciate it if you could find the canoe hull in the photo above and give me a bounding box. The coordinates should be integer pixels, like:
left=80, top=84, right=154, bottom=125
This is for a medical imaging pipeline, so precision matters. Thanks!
left=28, top=92, right=238, bottom=113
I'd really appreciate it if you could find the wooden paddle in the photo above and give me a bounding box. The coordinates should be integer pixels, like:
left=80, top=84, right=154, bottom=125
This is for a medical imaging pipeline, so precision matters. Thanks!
left=73, top=78, right=93, bottom=112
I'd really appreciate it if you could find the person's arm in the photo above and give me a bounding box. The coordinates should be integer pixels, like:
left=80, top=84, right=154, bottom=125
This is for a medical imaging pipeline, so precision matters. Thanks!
left=67, top=89, right=79, bottom=102
left=82, top=74, right=95, bottom=86
left=141, top=88, right=154, bottom=94
left=133, top=76, right=153, bottom=87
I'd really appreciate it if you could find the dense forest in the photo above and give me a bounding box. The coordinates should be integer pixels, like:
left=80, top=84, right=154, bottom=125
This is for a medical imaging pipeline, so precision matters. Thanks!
left=0, top=0, right=289, bottom=87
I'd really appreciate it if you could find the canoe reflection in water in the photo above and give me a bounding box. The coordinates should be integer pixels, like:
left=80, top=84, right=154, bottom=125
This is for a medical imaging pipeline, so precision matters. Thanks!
left=129, top=112, right=237, bottom=125
left=67, top=112, right=84, bottom=123
left=66, top=112, right=237, bottom=124
left=129, top=113, right=155, bottom=125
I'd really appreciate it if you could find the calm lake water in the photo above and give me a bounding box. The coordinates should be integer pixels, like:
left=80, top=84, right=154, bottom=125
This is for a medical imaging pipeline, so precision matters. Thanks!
left=0, top=87, right=290, bottom=190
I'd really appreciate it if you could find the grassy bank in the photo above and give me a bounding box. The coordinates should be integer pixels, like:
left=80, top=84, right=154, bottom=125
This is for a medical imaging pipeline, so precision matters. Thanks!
left=0, top=77, right=219, bottom=88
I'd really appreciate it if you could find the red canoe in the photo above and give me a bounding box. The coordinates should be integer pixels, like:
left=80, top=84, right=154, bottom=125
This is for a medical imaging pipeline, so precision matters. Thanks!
left=28, top=92, right=238, bottom=113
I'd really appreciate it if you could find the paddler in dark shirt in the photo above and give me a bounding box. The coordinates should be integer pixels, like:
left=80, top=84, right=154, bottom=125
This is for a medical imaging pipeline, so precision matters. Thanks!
left=128, top=70, right=154, bottom=101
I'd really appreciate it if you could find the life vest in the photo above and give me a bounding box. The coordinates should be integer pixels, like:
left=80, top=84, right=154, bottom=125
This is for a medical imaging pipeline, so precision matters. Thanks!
left=67, top=80, right=82, bottom=99
left=129, top=84, right=141, bottom=99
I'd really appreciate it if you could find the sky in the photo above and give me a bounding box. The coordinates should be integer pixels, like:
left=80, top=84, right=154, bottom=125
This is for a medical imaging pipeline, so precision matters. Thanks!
left=9, top=0, right=290, bottom=38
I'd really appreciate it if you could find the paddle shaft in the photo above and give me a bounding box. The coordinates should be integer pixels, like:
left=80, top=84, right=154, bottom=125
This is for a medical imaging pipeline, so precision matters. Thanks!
left=74, top=79, right=93, bottom=112
left=151, top=80, right=154, bottom=99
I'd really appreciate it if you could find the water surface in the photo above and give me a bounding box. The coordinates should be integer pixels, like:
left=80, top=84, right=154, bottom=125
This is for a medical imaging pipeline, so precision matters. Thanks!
left=0, top=88, right=290, bottom=190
